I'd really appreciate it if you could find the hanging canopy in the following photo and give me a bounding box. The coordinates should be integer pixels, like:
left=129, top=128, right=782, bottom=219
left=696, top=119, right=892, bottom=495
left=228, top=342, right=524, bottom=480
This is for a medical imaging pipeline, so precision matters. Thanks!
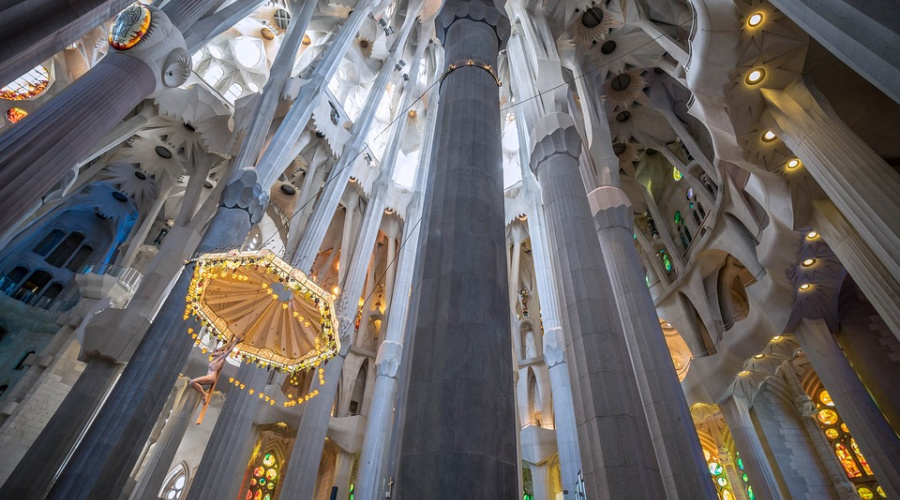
left=185, top=249, right=339, bottom=373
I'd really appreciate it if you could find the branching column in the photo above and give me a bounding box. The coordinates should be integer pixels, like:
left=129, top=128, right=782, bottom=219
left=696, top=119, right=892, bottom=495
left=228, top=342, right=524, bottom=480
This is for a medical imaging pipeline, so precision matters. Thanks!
left=793, top=317, right=900, bottom=497
left=719, top=395, right=785, bottom=500
left=591, top=182, right=718, bottom=500
left=529, top=112, right=665, bottom=496
left=395, top=1, right=517, bottom=497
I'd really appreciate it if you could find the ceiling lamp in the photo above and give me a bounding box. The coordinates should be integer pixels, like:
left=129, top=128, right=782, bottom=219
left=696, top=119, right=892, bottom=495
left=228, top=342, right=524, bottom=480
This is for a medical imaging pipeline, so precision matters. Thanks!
left=806, top=231, right=819, bottom=239
left=745, top=68, right=765, bottom=85
left=747, top=13, right=763, bottom=27
left=761, top=130, right=777, bottom=142
left=799, top=283, right=812, bottom=291
left=786, top=158, right=801, bottom=169
left=754, top=354, right=765, bottom=359
left=802, top=258, right=816, bottom=267
left=739, top=370, right=750, bottom=375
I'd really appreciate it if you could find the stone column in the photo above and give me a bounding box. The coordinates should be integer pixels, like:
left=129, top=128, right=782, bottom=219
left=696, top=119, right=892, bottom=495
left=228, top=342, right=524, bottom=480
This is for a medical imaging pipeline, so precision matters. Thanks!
left=530, top=463, right=553, bottom=500
left=0, top=355, right=119, bottom=499
left=395, top=1, right=517, bottom=497
left=331, top=450, right=354, bottom=500
left=523, top=186, right=582, bottom=495
left=528, top=112, right=665, bottom=497
left=762, top=81, right=900, bottom=286
left=766, top=0, right=900, bottom=104
left=131, top=378, right=200, bottom=500
left=45, top=170, right=268, bottom=500
left=186, top=363, right=267, bottom=500
left=812, top=199, right=900, bottom=341
left=591, top=183, right=718, bottom=500
left=782, top=365, right=858, bottom=500
left=0, top=0, right=132, bottom=87
left=793, top=317, right=900, bottom=497
left=718, top=395, right=785, bottom=500
left=0, top=5, right=192, bottom=235
left=279, top=182, right=388, bottom=500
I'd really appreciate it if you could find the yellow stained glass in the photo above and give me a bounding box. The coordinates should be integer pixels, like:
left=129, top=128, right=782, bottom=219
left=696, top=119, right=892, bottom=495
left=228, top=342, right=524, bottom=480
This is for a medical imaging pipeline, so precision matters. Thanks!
left=817, top=408, right=839, bottom=425
left=673, top=167, right=683, bottom=181
left=265, top=468, right=277, bottom=481
left=841, top=423, right=850, bottom=433
left=835, top=443, right=862, bottom=478
left=1, top=65, right=49, bottom=100
left=703, top=448, right=712, bottom=461
left=877, top=485, right=886, bottom=498
left=723, top=491, right=735, bottom=500
left=819, top=390, right=834, bottom=406
left=825, top=428, right=839, bottom=439
left=850, top=439, right=874, bottom=475
left=858, top=487, right=874, bottom=499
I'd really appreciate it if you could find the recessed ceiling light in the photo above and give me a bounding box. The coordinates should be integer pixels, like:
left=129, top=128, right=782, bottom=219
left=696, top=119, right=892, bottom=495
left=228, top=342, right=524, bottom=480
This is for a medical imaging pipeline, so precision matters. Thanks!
left=799, top=283, right=812, bottom=291
left=746, top=68, right=765, bottom=84
left=772, top=335, right=782, bottom=341
left=754, top=354, right=765, bottom=359
left=786, top=158, right=801, bottom=169
left=748, top=13, right=763, bottom=27
left=802, top=258, right=816, bottom=267
left=762, top=130, right=777, bottom=142
left=806, top=231, right=818, bottom=239
left=739, top=370, right=750, bottom=375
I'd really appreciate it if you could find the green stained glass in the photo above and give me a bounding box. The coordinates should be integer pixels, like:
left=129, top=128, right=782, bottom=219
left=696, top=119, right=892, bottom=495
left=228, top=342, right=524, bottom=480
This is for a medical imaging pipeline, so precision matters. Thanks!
left=742, top=473, right=749, bottom=483
left=737, top=457, right=744, bottom=470
left=709, top=462, right=723, bottom=475
left=717, top=477, right=728, bottom=487
left=674, top=211, right=683, bottom=224
left=748, top=485, right=755, bottom=500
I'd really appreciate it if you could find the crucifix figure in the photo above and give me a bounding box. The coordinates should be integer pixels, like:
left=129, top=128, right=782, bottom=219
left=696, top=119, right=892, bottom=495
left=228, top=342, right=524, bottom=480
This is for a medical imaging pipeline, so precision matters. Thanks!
left=190, top=337, right=238, bottom=404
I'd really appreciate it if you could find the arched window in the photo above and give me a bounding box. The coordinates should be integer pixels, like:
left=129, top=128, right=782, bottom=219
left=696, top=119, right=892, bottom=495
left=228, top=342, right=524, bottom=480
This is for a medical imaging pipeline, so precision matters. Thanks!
left=46, top=233, right=84, bottom=267
left=6, top=266, right=28, bottom=285
left=1, top=64, right=50, bottom=100
left=15, top=350, right=35, bottom=370
left=15, top=270, right=51, bottom=301
left=33, top=229, right=65, bottom=256
left=41, top=282, right=64, bottom=299
left=203, top=65, right=224, bottom=87
left=349, top=360, right=367, bottom=415
left=528, top=369, right=542, bottom=427
left=246, top=451, right=281, bottom=500
left=161, top=462, right=188, bottom=500
left=65, top=245, right=93, bottom=272
left=224, top=82, right=243, bottom=103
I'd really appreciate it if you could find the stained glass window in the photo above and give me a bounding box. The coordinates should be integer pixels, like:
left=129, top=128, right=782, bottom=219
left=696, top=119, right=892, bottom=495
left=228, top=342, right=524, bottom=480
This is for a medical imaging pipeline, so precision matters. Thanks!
left=673, top=167, right=683, bottom=181
left=850, top=439, right=873, bottom=475
left=6, top=107, right=27, bottom=124
left=659, top=250, right=673, bottom=273
left=835, top=443, right=862, bottom=478
left=246, top=452, right=281, bottom=500
left=162, top=463, right=187, bottom=500
left=1, top=65, right=50, bottom=100
left=817, top=408, right=838, bottom=425
left=819, top=390, right=834, bottom=406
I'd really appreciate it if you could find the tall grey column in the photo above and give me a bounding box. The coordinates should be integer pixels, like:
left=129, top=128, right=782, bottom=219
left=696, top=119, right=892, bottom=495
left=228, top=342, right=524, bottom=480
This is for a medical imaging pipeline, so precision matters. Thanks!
left=395, top=1, right=516, bottom=497
left=762, top=81, right=900, bottom=286
left=528, top=112, right=665, bottom=497
left=0, top=5, right=191, bottom=235
left=766, top=0, right=900, bottom=104
left=782, top=365, right=858, bottom=500
left=0, top=0, right=132, bottom=87
left=719, top=395, right=785, bottom=500
left=45, top=170, right=269, bottom=500
left=794, top=317, right=900, bottom=497
left=0, top=356, right=119, bottom=498
left=132, top=379, right=200, bottom=500
left=591, top=182, right=718, bottom=500
left=186, top=363, right=267, bottom=500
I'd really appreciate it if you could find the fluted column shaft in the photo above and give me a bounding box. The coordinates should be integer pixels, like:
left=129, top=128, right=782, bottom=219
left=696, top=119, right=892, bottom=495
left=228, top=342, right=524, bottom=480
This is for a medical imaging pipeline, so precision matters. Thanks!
left=279, top=181, right=387, bottom=500
left=793, top=317, right=900, bottom=497
left=762, top=81, right=900, bottom=286
left=590, top=185, right=718, bottom=500
left=395, top=1, right=517, bottom=496
left=0, top=356, right=119, bottom=498
left=186, top=363, right=267, bottom=500
left=781, top=366, right=858, bottom=500
left=529, top=112, right=664, bottom=497
left=132, top=379, right=200, bottom=500
left=719, top=395, right=785, bottom=500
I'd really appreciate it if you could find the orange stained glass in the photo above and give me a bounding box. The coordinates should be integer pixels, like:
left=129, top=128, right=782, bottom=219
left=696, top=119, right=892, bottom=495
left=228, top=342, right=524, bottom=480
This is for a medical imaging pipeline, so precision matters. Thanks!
left=834, top=443, right=862, bottom=478
left=841, top=423, right=850, bottom=433
left=850, top=438, right=874, bottom=475
left=825, top=428, right=839, bottom=439
left=6, top=107, right=27, bottom=124
left=818, top=390, right=834, bottom=406
left=817, top=408, right=839, bottom=425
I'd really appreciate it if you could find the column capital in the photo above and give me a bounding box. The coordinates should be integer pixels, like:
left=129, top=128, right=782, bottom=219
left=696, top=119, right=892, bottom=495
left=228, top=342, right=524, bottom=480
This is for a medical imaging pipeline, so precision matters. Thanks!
left=221, top=168, right=269, bottom=224
left=374, top=340, right=403, bottom=378
left=529, top=112, right=581, bottom=174
left=587, top=185, right=633, bottom=230
left=108, top=5, right=190, bottom=97
left=436, top=0, right=511, bottom=49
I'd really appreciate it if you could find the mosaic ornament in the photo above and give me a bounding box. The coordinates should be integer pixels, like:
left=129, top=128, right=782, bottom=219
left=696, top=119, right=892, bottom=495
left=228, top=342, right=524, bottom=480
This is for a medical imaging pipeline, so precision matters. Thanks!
left=109, top=4, right=152, bottom=51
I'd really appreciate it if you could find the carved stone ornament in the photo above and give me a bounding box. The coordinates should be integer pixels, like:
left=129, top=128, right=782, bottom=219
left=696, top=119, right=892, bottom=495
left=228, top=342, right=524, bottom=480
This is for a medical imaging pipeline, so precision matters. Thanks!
left=529, top=112, right=582, bottom=175
left=542, top=326, right=567, bottom=368
left=375, top=340, right=403, bottom=378
left=588, top=185, right=634, bottom=229
left=793, top=394, right=818, bottom=418
left=220, top=168, right=269, bottom=224
left=435, top=0, right=511, bottom=48
left=162, top=48, right=191, bottom=88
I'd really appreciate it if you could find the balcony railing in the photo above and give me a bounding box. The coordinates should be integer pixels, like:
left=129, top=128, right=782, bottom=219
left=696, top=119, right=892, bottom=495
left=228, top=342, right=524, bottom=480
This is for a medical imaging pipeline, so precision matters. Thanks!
left=0, top=263, right=143, bottom=312
left=80, top=263, right=143, bottom=291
